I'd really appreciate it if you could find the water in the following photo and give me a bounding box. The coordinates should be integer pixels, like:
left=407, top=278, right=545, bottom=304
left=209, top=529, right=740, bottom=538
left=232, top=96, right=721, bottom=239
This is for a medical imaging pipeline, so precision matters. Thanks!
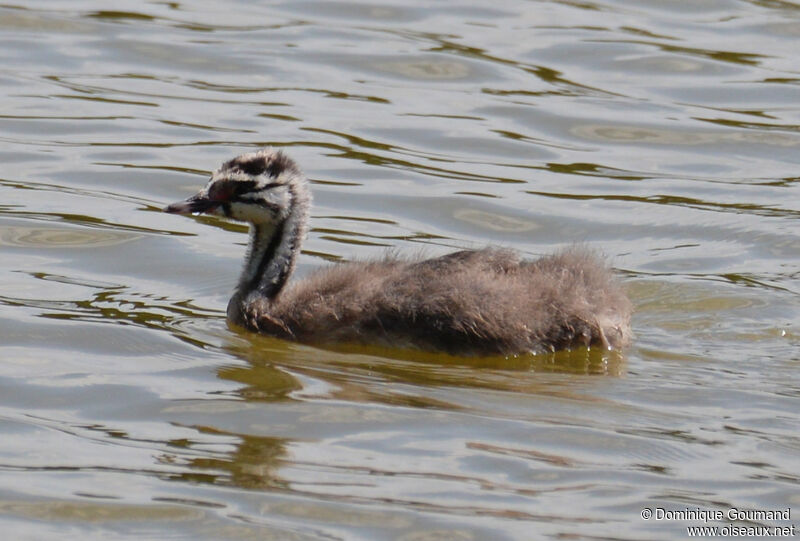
left=1, top=1, right=798, bottom=539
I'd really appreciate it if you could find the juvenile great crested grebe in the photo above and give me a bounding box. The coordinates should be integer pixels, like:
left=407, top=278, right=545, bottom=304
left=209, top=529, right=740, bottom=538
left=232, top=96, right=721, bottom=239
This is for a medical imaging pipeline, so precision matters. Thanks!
left=165, top=148, right=632, bottom=356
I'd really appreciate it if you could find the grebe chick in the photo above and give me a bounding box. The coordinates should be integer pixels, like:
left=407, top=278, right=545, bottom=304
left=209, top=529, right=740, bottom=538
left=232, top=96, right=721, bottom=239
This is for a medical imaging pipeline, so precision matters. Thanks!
left=165, top=148, right=632, bottom=356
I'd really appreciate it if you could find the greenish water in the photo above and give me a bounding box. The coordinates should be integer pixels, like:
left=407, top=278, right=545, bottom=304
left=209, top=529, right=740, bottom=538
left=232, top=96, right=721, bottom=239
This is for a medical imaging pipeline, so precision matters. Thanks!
left=0, top=1, right=798, bottom=539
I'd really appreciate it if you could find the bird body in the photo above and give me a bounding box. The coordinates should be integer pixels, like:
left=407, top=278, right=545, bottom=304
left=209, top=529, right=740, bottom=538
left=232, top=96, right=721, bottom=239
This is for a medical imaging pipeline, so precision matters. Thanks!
left=165, top=149, right=632, bottom=356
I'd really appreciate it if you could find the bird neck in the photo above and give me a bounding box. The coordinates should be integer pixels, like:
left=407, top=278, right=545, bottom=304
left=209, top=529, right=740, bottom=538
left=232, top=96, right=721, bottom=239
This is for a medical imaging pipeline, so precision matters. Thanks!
left=233, top=203, right=305, bottom=312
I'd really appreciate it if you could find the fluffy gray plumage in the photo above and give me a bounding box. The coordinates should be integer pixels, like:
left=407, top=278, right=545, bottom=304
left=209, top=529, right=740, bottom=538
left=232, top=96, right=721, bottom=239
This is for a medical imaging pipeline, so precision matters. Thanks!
left=165, top=148, right=632, bottom=356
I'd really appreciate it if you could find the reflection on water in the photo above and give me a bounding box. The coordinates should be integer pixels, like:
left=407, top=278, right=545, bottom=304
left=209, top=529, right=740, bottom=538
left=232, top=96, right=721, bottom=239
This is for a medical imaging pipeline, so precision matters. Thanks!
left=165, top=430, right=289, bottom=491
left=0, top=0, right=798, bottom=539
left=374, top=59, right=474, bottom=80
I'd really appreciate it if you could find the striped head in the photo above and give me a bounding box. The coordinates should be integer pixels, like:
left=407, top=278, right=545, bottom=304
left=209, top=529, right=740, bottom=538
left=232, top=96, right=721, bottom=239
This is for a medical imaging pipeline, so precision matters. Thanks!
left=164, top=148, right=309, bottom=225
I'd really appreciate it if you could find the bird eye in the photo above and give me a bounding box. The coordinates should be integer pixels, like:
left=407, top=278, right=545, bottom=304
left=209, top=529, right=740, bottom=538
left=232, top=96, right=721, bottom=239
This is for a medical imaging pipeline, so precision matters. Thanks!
left=208, top=181, right=233, bottom=201
left=207, top=180, right=259, bottom=201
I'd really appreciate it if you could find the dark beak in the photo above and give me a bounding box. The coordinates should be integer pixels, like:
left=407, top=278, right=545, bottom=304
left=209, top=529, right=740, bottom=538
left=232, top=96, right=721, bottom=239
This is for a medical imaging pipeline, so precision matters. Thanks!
left=163, top=193, right=218, bottom=215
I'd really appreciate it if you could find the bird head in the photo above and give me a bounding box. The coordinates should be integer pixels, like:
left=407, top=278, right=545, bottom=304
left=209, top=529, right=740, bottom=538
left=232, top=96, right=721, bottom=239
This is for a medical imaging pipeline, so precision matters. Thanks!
left=164, top=148, right=306, bottom=225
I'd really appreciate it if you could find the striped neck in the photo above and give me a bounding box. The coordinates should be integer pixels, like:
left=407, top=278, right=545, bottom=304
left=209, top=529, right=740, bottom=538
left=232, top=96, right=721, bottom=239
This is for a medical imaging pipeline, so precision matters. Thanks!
left=241, top=220, right=291, bottom=299
left=241, top=209, right=303, bottom=296
left=227, top=199, right=306, bottom=329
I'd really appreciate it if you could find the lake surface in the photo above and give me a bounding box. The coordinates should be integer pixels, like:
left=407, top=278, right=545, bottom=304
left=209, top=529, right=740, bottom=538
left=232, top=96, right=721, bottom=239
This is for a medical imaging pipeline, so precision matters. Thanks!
left=1, top=1, right=798, bottom=539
